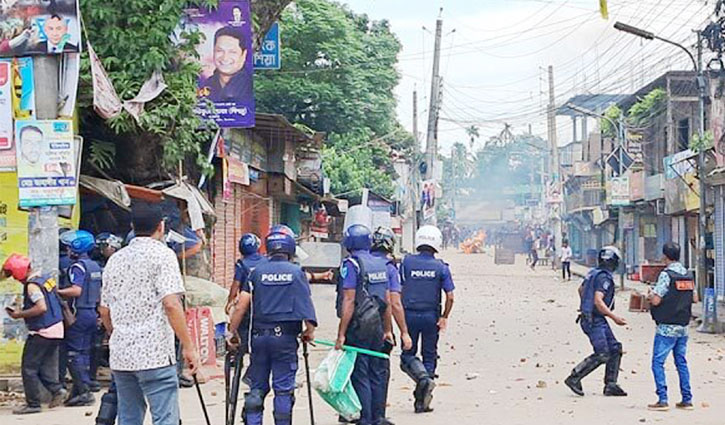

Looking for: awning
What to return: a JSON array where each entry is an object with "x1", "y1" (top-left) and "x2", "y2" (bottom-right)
[
  {"x1": 163, "y1": 181, "x2": 216, "y2": 231},
  {"x1": 79, "y1": 175, "x2": 131, "y2": 210}
]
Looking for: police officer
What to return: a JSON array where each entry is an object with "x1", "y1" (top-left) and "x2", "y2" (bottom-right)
[
  {"x1": 399, "y1": 225, "x2": 455, "y2": 414},
  {"x1": 564, "y1": 246, "x2": 628, "y2": 397},
  {"x1": 57, "y1": 230, "x2": 103, "y2": 406},
  {"x1": 58, "y1": 228, "x2": 73, "y2": 389},
  {"x1": 227, "y1": 233, "x2": 267, "y2": 314},
  {"x1": 228, "y1": 225, "x2": 317, "y2": 425},
  {"x1": 370, "y1": 226, "x2": 412, "y2": 425},
  {"x1": 94, "y1": 233, "x2": 123, "y2": 267},
  {"x1": 336, "y1": 224, "x2": 393, "y2": 425}
]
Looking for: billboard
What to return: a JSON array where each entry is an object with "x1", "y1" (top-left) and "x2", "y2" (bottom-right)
[
  {"x1": 15, "y1": 120, "x2": 77, "y2": 207},
  {"x1": 254, "y1": 22, "x2": 280, "y2": 70},
  {"x1": 0, "y1": 0, "x2": 81, "y2": 57},
  {"x1": 189, "y1": 1, "x2": 255, "y2": 128}
]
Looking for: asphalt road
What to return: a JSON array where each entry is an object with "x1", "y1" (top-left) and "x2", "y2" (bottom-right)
[{"x1": 3, "y1": 249, "x2": 725, "y2": 424}]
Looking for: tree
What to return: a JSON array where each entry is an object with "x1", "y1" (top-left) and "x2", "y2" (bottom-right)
[
  {"x1": 78, "y1": 0, "x2": 292, "y2": 184},
  {"x1": 465, "y1": 125, "x2": 480, "y2": 149}
]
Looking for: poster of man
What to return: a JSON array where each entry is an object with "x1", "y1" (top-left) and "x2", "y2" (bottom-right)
[
  {"x1": 189, "y1": 1, "x2": 255, "y2": 128},
  {"x1": 0, "y1": 0, "x2": 81, "y2": 57},
  {"x1": 14, "y1": 120, "x2": 76, "y2": 207}
]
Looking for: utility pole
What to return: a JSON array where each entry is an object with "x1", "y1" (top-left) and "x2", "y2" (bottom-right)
[
  {"x1": 425, "y1": 10, "x2": 443, "y2": 183},
  {"x1": 547, "y1": 65, "x2": 562, "y2": 269},
  {"x1": 413, "y1": 89, "x2": 419, "y2": 147},
  {"x1": 696, "y1": 30, "x2": 709, "y2": 303},
  {"x1": 29, "y1": 56, "x2": 60, "y2": 276}
]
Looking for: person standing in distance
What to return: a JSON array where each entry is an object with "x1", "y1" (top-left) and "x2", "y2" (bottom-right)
[
  {"x1": 564, "y1": 246, "x2": 628, "y2": 397},
  {"x1": 646, "y1": 242, "x2": 697, "y2": 411},
  {"x1": 228, "y1": 225, "x2": 317, "y2": 425},
  {"x1": 370, "y1": 226, "x2": 413, "y2": 425},
  {"x1": 399, "y1": 225, "x2": 455, "y2": 414},
  {"x1": 336, "y1": 224, "x2": 394, "y2": 425},
  {"x1": 57, "y1": 230, "x2": 102, "y2": 406},
  {"x1": 3, "y1": 254, "x2": 67, "y2": 414},
  {"x1": 561, "y1": 239, "x2": 573, "y2": 281},
  {"x1": 99, "y1": 202, "x2": 200, "y2": 425}
]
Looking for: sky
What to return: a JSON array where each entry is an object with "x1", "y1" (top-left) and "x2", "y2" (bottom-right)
[{"x1": 340, "y1": 0, "x2": 714, "y2": 154}]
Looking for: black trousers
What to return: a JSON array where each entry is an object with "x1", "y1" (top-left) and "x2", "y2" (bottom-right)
[
  {"x1": 22, "y1": 334, "x2": 63, "y2": 407},
  {"x1": 562, "y1": 261, "x2": 571, "y2": 279}
]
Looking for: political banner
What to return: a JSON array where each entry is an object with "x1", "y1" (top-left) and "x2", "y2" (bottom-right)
[
  {"x1": 0, "y1": 60, "x2": 13, "y2": 171},
  {"x1": 15, "y1": 120, "x2": 77, "y2": 207},
  {"x1": 0, "y1": 0, "x2": 81, "y2": 57},
  {"x1": 611, "y1": 176, "x2": 630, "y2": 206},
  {"x1": 189, "y1": 1, "x2": 255, "y2": 128}
]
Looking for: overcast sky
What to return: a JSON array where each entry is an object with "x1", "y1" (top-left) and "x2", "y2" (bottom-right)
[{"x1": 340, "y1": 0, "x2": 713, "y2": 154}]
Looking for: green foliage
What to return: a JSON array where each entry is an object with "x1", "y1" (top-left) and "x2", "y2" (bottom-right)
[
  {"x1": 88, "y1": 139, "x2": 116, "y2": 171},
  {"x1": 627, "y1": 88, "x2": 666, "y2": 127},
  {"x1": 322, "y1": 131, "x2": 394, "y2": 198},
  {"x1": 78, "y1": 0, "x2": 218, "y2": 181},
  {"x1": 601, "y1": 105, "x2": 622, "y2": 138},
  {"x1": 690, "y1": 130, "x2": 714, "y2": 153},
  {"x1": 471, "y1": 133, "x2": 546, "y2": 196}
]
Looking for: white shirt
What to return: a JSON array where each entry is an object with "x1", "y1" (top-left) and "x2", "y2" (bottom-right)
[
  {"x1": 561, "y1": 246, "x2": 573, "y2": 262},
  {"x1": 101, "y1": 237, "x2": 185, "y2": 371}
]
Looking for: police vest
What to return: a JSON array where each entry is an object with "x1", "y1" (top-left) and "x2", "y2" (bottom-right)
[
  {"x1": 23, "y1": 275, "x2": 63, "y2": 331},
  {"x1": 336, "y1": 252, "x2": 389, "y2": 317},
  {"x1": 401, "y1": 254, "x2": 445, "y2": 312},
  {"x1": 579, "y1": 268, "x2": 614, "y2": 318},
  {"x1": 650, "y1": 270, "x2": 694, "y2": 326},
  {"x1": 249, "y1": 260, "x2": 317, "y2": 326},
  {"x1": 236, "y1": 254, "x2": 267, "y2": 286},
  {"x1": 74, "y1": 258, "x2": 103, "y2": 309}
]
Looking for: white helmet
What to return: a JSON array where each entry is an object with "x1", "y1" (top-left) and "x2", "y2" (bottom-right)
[{"x1": 415, "y1": 225, "x2": 443, "y2": 252}]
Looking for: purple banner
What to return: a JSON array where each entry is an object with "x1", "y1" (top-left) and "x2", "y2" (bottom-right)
[{"x1": 190, "y1": 1, "x2": 255, "y2": 128}]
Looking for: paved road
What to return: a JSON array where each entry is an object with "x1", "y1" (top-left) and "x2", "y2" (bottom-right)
[{"x1": 4, "y1": 249, "x2": 725, "y2": 424}]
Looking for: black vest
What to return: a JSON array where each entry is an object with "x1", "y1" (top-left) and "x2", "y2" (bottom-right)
[{"x1": 650, "y1": 270, "x2": 694, "y2": 326}]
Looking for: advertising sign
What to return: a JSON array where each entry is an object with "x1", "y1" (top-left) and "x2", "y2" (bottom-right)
[
  {"x1": 227, "y1": 156, "x2": 250, "y2": 185},
  {"x1": 421, "y1": 180, "x2": 437, "y2": 220},
  {"x1": 15, "y1": 120, "x2": 77, "y2": 207},
  {"x1": 12, "y1": 57, "x2": 35, "y2": 120},
  {"x1": 253, "y1": 22, "x2": 281, "y2": 70},
  {"x1": 190, "y1": 1, "x2": 255, "y2": 128},
  {"x1": 0, "y1": 0, "x2": 81, "y2": 57},
  {"x1": 0, "y1": 60, "x2": 13, "y2": 170},
  {"x1": 611, "y1": 176, "x2": 630, "y2": 206}
]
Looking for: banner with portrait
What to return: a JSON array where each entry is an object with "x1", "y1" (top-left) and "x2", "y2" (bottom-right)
[
  {"x1": 189, "y1": 1, "x2": 255, "y2": 128},
  {"x1": 0, "y1": 0, "x2": 81, "y2": 57},
  {"x1": 15, "y1": 120, "x2": 77, "y2": 207}
]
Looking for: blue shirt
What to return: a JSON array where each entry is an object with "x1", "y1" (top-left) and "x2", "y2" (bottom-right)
[
  {"x1": 234, "y1": 253, "x2": 265, "y2": 283},
  {"x1": 653, "y1": 262, "x2": 689, "y2": 337},
  {"x1": 414, "y1": 251, "x2": 455, "y2": 293},
  {"x1": 371, "y1": 250, "x2": 401, "y2": 293},
  {"x1": 68, "y1": 260, "x2": 88, "y2": 287}
]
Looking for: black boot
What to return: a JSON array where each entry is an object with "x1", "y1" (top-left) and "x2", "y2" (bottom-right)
[
  {"x1": 564, "y1": 353, "x2": 608, "y2": 396},
  {"x1": 401, "y1": 358, "x2": 435, "y2": 413},
  {"x1": 603, "y1": 351, "x2": 627, "y2": 397}
]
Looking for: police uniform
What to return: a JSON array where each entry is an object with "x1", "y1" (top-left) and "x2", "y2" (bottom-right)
[
  {"x1": 339, "y1": 249, "x2": 391, "y2": 425},
  {"x1": 58, "y1": 251, "x2": 73, "y2": 386},
  {"x1": 234, "y1": 253, "x2": 268, "y2": 352},
  {"x1": 400, "y1": 251, "x2": 454, "y2": 377},
  {"x1": 65, "y1": 254, "x2": 103, "y2": 400},
  {"x1": 242, "y1": 258, "x2": 316, "y2": 425}
]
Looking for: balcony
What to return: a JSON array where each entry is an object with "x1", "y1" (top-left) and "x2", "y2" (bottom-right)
[{"x1": 566, "y1": 188, "x2": 605, "y2": 214}]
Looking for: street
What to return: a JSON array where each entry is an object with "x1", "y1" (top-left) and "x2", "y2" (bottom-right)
[{"x1": 3, "y1": 249, "x2": 725, "y2": 424}]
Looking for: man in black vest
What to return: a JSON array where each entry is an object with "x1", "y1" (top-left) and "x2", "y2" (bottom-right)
[{"x1": 646, "y1": 242, "x2": 698, "y2": 411}]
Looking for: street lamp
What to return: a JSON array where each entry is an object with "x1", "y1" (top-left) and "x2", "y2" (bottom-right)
[
  {"x1": 566, "y1": 102, "x2": 627, "y2": 288},
  {"x1": 615, "y1": 22, "x2": 709, "y2": 305}
]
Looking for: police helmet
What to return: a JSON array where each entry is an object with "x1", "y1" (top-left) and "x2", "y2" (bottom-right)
[
  {"x1": 66, "y1": 230, "x2": 96, "y2": 254},
  {"x1": 415, "y1": 225, "x2": 443, "y2": 252},
  {"x1": 2, "y1": 254, "x2": 31, "y2": 282},
  {"x1": 96, "y1": 233, "x2": 123, "y2": 251},
  {"x1": 343, "y1": 224, "x2": 372, "y2": 252},
  {"x1": 598, "y1": 245, "x2": 621, "y2": 273},
  {"x1": 372, "y1": 226, "x2": 396, "y2": 253},
  {"x1": 239, "y1": 233, "x2": 261, "y2": 255},
  {"x1": 265, "y1": 225, "x2": 296, "y2": 256}
]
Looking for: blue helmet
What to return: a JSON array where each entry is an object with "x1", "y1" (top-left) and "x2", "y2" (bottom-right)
[
  {"x1": 343, "y1": 224, "x2": 372, "y2": 252},
  {"x1": 239, "y1": 233, "x2": 261, "y2": 255},
  {"x1": 265, "y1": 225, "x2": 296, "y2": 256},
  {"x1": 65, "y1": 230, "x2": 96, "y2": 254}
]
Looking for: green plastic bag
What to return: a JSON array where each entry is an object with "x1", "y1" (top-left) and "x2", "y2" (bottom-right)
[{"x1": 313, "y1": 348, "x2": 361, "y2": 421}]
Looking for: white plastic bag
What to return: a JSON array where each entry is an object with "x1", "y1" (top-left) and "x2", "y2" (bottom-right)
[{"x1": 313, "y1": 348, "x2": 345, "y2": 392}]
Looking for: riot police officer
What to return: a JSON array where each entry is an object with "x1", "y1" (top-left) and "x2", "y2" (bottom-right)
[
  {"x1": 336, "y1": 224, "x2": 393, "y2": 425},
  {"x1": 227, "y1": 233, "x2": 267, "y2": 314},
  {"x1": 94, "y1": 233, "x2": 123, "y2": 267},
  {"x1": 400, "y1": 225, "x2": 455, "y2": 414},
  {"x1": 228, "y1": 225, "x2": 317, "y2": 425},
  {"x1": 57, "y1": 230, "x2": 103, "y2": 406},
  {"x1": 564, "y1": 246, "x2": 628, "y2": 397},
  {"x1": 370, "y1": 226, "x2": 412, "y2": 425}
]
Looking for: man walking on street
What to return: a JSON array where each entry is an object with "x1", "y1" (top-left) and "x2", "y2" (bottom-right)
[
  {"x1": 646, "y1": 242, "x2": 697, "y2": 411},
  {"x1": 561, "y1": 239, "x2": 572, "y2": 281},
  {"x1": 3, "y1": 254, "x2": 67, "y2": 414},
  {"x1": 100, "y1": 202, "x2": 200, "y2": 425}
]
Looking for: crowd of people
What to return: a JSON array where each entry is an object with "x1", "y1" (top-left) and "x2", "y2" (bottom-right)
[{"x1": 2, "y1": 202, "x2": 456, "y2": 425}]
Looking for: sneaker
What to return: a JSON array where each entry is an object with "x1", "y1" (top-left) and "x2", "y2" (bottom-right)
[
  {"x1": 178, "y1": 375, "x2": 194, "y2": 388},
  {"x1": 65, "y1": 392, "x2": 96, "y2": 407},
  {"x1": 13, "y1": 405, "x2": 42, "y2": 415},
  {"x1": 49, "y1": 388, "x2": 68, "y2": 408},
  {"x1": 338, "y1": 415, "x2": 359, "y2": 423},
  {"x1": 564, "y1": 376, "x2": 584, "y2": 396},
  {"x1": 647, "y1": 401, "x2": 670, "y2": 411},
  {"x1": 676, "y1": 402, "x2": 694, "y2": 410}
]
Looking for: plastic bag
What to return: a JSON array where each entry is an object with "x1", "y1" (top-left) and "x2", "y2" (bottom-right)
[{"x1": 313, "y1": 348, "x2": 361, "y2": 421}]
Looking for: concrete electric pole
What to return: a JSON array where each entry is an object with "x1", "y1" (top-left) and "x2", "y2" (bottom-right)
[
  {"x1": 425, "y1": 10, "x2": 443, "y2": 183},
  {"x1": 547, "y1": 65, "x2": 563, "y2": 269}
]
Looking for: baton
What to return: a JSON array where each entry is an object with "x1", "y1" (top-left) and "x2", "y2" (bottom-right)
[
  {"x1": 194, "y1": 375, "x2": 212, "y2": 425},
  {"x1": 303, "y1": 341, "x2": 316, "y2": 425},
  {"x1": 313, "y1": 339, "x2": 390, "y2": 359}
]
